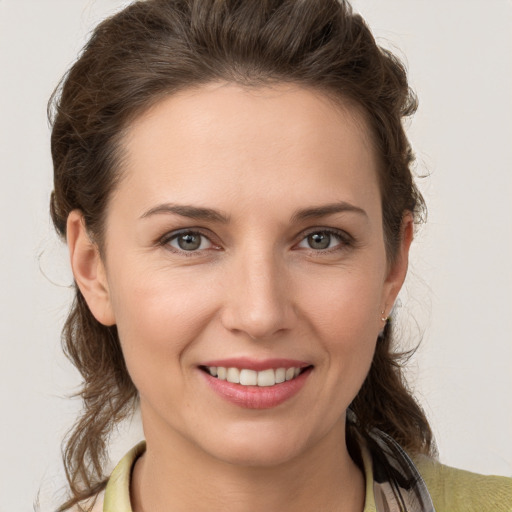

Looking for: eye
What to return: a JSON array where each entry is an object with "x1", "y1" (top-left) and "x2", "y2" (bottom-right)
[
  {"x1": 166, "y1": 231, "x2": 213, "y2": 252},
  {"x1": 297, "y1": 230, "x2": 346, "y2": 251}
]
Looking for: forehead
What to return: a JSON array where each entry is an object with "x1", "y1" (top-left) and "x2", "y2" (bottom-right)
[{"x1": 118, "y1": 83, "x2": 381, "y2": 218}]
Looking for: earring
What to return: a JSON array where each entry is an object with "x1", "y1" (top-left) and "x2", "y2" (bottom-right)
[{"x1": 380, "y1": 310, "x2": 388, "y2": 322}]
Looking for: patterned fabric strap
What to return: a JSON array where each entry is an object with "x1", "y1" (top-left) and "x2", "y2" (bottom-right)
[{"x1": 368, "y1": 428, "x2": 436, "y2": 512}]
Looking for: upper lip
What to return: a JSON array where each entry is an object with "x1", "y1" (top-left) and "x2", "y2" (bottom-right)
[{"x1": 199, "y1": 357, "x2": 311, "y2": 371}]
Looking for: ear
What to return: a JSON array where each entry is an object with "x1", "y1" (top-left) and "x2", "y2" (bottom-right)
[
  {"x1": 381, "y1": 213, "x2": 414, "y2": 316},
  {"x1": 66, "y1": 210, "x2": 116, "y2": 326}
]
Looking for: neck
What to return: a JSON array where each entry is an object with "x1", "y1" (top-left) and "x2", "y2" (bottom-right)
[{"x1": 131, "y1": 410, "x2": 365, "y2": 512}]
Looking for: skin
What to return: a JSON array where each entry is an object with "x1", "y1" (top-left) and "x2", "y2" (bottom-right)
[{"x1": 67, "y1": 83, "x2": 413, "y2": 512}]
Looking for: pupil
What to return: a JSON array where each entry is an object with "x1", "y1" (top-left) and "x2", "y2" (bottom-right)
[
  {"x1": 309, "y1": 232, "x2": 330, "y2": 249},
  {"x1": 178, "y1": 234, "x2": 201, "y2": 251}
]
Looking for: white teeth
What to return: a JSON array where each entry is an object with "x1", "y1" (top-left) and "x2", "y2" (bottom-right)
[
  {"x1": 275, "y1": 368, "x2": 286, "y2": 383},
  {"x1": 257, "y1": 369, "x2": 275, "y2": 387},
  {"x1": 208, "y1": 366, "x2": 304, "y2": 386},
  {"x1": 239, "y1": 369, "x2": 257, "y2": 386},
  {"x1": 226, "y1": 367, "x2": 240, "y2": 384}
]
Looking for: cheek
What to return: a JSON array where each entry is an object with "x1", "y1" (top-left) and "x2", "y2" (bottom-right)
[
  {"x1": 107, "y1": 263, "x2": 219, "y2": 386},
  {"x1": 291, "y1": 269, "x2": 383, "y2": 433},
  {"x1": 300, "y1": 267, "x2": 385, "y2": 341},
  {"x1": 299, "y1": 266, "x2": 384, "y2": 388}
]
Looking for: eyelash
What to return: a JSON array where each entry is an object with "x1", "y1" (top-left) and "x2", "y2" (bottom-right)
[
  {"x1": 298, "y1": 228, "x2": 354, "y2": 254},
  {"x1": 158, "y1": 227, "x2": 353, "y2": 256},
  {"x1": 159, "y1": 229, "x2": 218, "y2": 257}
]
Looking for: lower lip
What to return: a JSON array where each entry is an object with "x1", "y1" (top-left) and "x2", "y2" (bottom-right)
[{"x1": 201, "y1": 368, "x2": 312, "y2": 409}]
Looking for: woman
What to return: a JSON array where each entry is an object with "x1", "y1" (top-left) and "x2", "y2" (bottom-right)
[{"x1": 49, "y1": 0, "x2": 511, "y2": 510}]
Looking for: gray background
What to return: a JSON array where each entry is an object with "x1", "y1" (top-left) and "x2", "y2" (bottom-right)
[{"x1": 1, "y1": 1, "x2": 511, "y2": 510}]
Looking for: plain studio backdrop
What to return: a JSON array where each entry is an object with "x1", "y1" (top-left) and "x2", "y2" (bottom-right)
[{"x1": 1, "y1": 1, "x2": 511, "y2": 510}]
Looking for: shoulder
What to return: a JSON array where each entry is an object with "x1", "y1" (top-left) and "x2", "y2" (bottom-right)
[
  {"x1": 413, "y1": 454, "x2": 512, "y2": 512},
  {"x1": 102, "y1": 441, "x2": 146, "y2": 511},
  {"x1": 72, "y1": 442, "x2": 145, "y2": 512}
]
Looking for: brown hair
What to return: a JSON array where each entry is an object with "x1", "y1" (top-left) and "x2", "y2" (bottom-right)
[{"x1": 49, "y1": 0, "x2": 433, "y2": 509}]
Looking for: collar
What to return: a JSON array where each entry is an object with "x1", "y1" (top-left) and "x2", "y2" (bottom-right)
[{"x1": 103, "y1": 430, "x2": 435, "y2": 512}]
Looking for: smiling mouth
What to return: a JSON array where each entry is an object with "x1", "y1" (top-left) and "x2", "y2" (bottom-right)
[{"x1": 199, "y1": 366, "x2": 312, "y2": 387}]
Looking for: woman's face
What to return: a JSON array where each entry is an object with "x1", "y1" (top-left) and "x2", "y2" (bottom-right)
[{"x1": 71, "y1": 83, "x2": 411, "y2": 466}]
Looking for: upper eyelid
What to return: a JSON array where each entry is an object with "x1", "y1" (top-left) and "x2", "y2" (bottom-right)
[
  {"x1": 296, "y1": 226, "x2": 352, "y2": 242},
  {"x1": 160, "y1": 227, "x2": 216, "y2": 243},
  {"x1": 300, "y1": 227, "x2": 346, "y2": 236}
]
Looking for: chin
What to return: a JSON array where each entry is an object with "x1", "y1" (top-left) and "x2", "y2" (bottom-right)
[
  {"x1": 211, "y1": 438, "x2": 305, "y2": 468},
  {"x1": 194, "y1": 420, "x2": 327, "y2": 468}
]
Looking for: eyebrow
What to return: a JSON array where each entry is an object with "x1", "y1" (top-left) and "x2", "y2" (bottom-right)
[
  {"x1": 290, "y1": 202, "x2": 368, "y2": 223},
  {"x1": 139, "y1": 201, "x2": 367, "y2": 224},
  {"x1": 139, "y1": 203, "x2": 230, "y2": 223}
]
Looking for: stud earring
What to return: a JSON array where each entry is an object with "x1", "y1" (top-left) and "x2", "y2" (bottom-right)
[{"x1": 380, "y1": 310, "x2": 388, "y2": 322}]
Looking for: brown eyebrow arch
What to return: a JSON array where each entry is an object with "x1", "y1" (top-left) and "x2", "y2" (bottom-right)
[
  {"x1": 139, "y1": 203, "x2": 230, "y2": 223},
  {"x1": 290, "y1": 202, "x2": 368, "y2": 223},
  {"x1": 140, "y1": 201, "x2": 365, "y2": 224}
]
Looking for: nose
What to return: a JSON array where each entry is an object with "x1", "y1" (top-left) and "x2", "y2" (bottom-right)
[{"x1": 220, "y1": 248, "x2": 296, "y2": 340}]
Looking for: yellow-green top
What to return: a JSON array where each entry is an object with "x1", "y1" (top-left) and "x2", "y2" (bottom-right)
[{"x1": 82, "y1": 441, "x2": 512, "y2": 512}]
